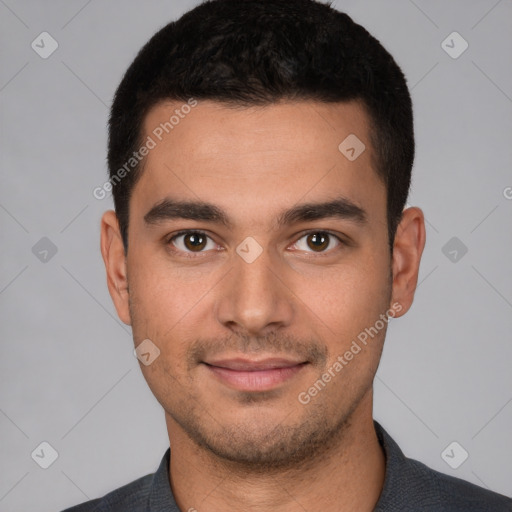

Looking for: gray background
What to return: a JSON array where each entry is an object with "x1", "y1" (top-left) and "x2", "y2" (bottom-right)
[{"x1": 1, "y1": 0, "x2": 511, "y2": 510}]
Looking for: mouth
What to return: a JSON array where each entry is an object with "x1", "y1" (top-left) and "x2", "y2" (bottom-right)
[{"x1": 202, "y1": 357, "x2": 309, "y2": 392}]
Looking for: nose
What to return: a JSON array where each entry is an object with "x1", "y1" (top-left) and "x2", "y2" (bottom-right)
[{"x1": 214, "y1": 242, "x2": 295, "y2": 337}]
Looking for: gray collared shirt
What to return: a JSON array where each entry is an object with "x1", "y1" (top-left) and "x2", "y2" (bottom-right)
[{"x1": 61, "y1": 420, "x2": 512, "y2": 511}]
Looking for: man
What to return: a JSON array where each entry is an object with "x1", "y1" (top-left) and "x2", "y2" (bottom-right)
[{"x1": 63, "y1": 0, "x2": 512, "y2": 510}]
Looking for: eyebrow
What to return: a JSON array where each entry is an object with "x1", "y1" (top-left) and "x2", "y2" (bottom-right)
[{"x1": 143, "y1": 196, "x2": 367, "y2": 229}]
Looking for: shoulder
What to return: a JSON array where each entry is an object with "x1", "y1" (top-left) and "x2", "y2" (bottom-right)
[
  {"x1": 374, "y1": 421, "x2": 512, "y2": 512},
  {"x1": 60, "y1": 473, "x2": 153, "y2": 512},
  {"x1": 403, "y1": 456, "x2": 512, "y2": 511}
]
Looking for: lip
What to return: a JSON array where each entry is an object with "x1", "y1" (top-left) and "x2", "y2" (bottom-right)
[
  {"x1": 206, "y1": 357, "x2": 305, "y2": 371},
  {"x1": 203, "y1": 357, "x2": 308, "y2": 392}
]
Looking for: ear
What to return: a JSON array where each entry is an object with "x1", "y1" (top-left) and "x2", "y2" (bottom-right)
[
  {"x1": 390, "y1": 207, "x2": 426, "y2": 317},
  {"x1": 100, "y1": 210, "x2": 131, "y2": 325}
]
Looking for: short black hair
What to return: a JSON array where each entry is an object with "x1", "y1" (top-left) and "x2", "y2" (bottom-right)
[{"x1": 108, "y1": 0, "x2": 414, "y2": 252}]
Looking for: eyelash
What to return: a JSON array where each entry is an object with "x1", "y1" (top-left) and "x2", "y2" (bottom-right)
[{"x1": 166, "y1": 230, "x2": 346, "y2": 259}]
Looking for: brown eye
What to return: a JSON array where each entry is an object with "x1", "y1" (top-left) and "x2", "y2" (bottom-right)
[
  {"x1": 169, "y1": 231, "x2": 215, "y2": 254},
  {"x1": 306, "y1": 232, "x2": 330, "y2": 252},
  {"x1": 183, "y1": 232, "x2": 207, "y2": 251},
  {"x1": 291, "y1": 231, "x2": 341, "y2": 254}
]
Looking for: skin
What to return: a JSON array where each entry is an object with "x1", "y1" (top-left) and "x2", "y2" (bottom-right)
[{"x1": 101, "y1": 99, "x2": 425, "y2": 512}]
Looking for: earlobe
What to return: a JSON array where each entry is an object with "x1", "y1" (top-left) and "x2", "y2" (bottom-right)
[
  {"x1": 100, "y1": 210, "x2": 132, "y2": 325},
  {"x1": 390, "y1": 207, "x2": 426, "y2": 318}
]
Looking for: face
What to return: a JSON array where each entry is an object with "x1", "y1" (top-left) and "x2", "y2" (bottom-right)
[{"x1": 102, "y1": 99, "x2": 424, "y2": 470}]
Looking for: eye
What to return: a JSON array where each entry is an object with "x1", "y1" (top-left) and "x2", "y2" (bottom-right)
[
  {"x1": 167, "y1": 230, "x2": 218, "y2": 255},
  {"x1": 290, "y1": 231, "x2": 342, "y2": 254}
]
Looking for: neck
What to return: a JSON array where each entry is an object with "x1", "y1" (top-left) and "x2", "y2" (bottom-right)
[{"x1": 165, "y1": 391, "x2": 386, "y2": 512}]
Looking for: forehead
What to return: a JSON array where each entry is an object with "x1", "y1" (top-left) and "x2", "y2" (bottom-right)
[
  {"x1": 143, "y1": 98, "x2": 373, "y2": 157},
  {"x1": 132, "y1": 99, "x2": 385, "y2": 230}
]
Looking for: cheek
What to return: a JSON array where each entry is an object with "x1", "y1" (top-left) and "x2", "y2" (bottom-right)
[
  {"x1": 302, "y1": 261, "x2": 390, "y2": 406},
  {"x1": 128, "y1": 248, "x2": 213, "y2": 330},
  {"x1": 137, "y1": 353, "x2": 194, "y2": 418},
  {"x1": 128, "y1": 260, "x2": 198, "y2": 398},
  {"x1": 293, "y1": 254, "x2": 391, "y2": 344}
]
